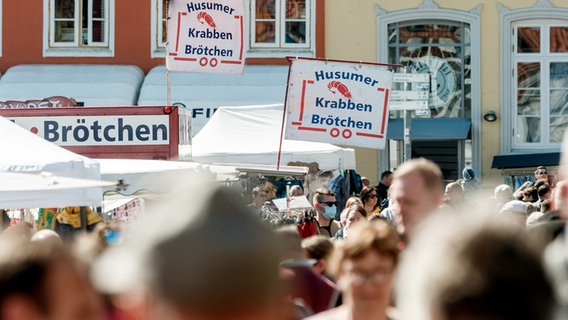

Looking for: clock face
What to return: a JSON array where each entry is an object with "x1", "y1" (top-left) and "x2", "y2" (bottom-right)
[{"x1": 410, "y1": 56, "x2": 457, "y2": 107}]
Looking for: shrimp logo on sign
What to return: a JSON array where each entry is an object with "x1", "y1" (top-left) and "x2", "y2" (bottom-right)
[
  {"x1": 197, "y1": 11, "x2": 216, "y2": 28},
  {"x1": 327, "y1": 81, "x2": 352, "y2": 99}
]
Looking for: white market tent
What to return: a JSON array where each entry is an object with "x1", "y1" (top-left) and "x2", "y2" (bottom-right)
[
  {"x1": 98, "y1": 158, "x2": 240, "y2": 195},
  {"x1": 137, "y1": 65, "x2": 289, "y2": 135},
  {"x1": 0, "y1": 172, "x2": 115, "y2": 209},
  {"x1": 0, "y1": 116, "x2": 104, "y2": 208},
  {"x1": 0, "y1": 64, "x2": 144, "y2": 106},
  {"x1": 192, "y1": 104, "x2": 356, "y2": 170}
]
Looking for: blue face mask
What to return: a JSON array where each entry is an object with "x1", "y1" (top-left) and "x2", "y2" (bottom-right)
[{"x1": 322, "y1": 205, "x2": 336, "y2": 220}]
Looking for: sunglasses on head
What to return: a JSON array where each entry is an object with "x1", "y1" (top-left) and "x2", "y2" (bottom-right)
[{"x1": 319, "y1": 201, "x2": 336, "y2": 207}]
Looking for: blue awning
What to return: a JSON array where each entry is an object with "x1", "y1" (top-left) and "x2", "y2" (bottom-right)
[
  {"x1": 386, "y1": 118, "x2": 471, "y2": 140},
  {"x1": 491, "y1": 152, "x2": 560, "y2": 169}
]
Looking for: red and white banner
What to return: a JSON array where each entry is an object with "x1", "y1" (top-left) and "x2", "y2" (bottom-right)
[
  {"x1": 166, "y1": 0, "x2": 245, "y2": 74},
  {"x1": 284, "y1": 58, "x2": 394, "y2": 149}
]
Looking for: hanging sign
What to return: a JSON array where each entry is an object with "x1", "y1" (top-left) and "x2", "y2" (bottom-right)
[
  {"x1": 166, "y1": 0, "x2": 245, "y2": 74},
  {"x1": 284, "y1": 58, "x2": 394, "y2": 149}
]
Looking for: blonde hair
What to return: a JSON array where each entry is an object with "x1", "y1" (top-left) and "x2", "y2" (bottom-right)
[
  {"x1": 393, "y1": 158, "x2": 443, "y2": 194},
  {"x1": 345, "y1": 196, "x2": 362, "y2": 207}
]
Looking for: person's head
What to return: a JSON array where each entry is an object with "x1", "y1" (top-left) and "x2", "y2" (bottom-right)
[
  {"x1": 344, "y1": 204, "x2": 368, "y2": 232},
  {"x1": 251, "y1": 186, "x2": 268, "y2": 208},
  {"x1": 499, "y1": 200, "x2": 531, "y2": 226},
  {"x1": 263, "y1": 182, "x2": 277, "y2": 200},
  {"x1": 513, "y1": 181, "x2": 533, "y2": 200},
  {"x1": 534, "y1": 165, "x2": 548, "y2": 180},
  {"x1": 288, "y1": 185, "x2": 303, "y2": 197},
  {"x1": 1, "y1": 210, "x2": 9, "y2": 231},
  {"x1": 533, "y1": 178, "x2": 549, "y2": 190},
  {"x1": 444, "y1": 181, "x2": 464, "y2": 206},
  {"x1": 312, "y1": 188, "x2": 337, "y2": 221},
  {"x1": 389, "y1": 158, "x2": 443, "y2": 234},
  {"x1": 30, "y1": 229, "x2": 63, "y2": 247},
  {"x1": 1, "y1": 221, "x2": 34, "y2": 242},
  {"x1": 396, "y1": 212, "x2": 553, "y2": 320},
  {"x1": 359, "y1": 186, "x2": 378, "y2": 210},
  {"x1": 275, "y1": 224, "x2": 306, "y2": 262},
  {"x1": 0, "y1": 235, "x2": 104, "y2": 320},
  {"x1": 340, "y1": 197, "x2": 364, "y2": 227},
  {"x1": 522, "y1": 186, "x2": 538, "y2": 203},
  {"x1": 361, "y1": 177, "x2": 371, "y2": 188},
  {"x1": 301, "y1": 235, "x2": 334, "y2": 275},
  {"x1": 92, "y1": 183, "x2": 285, "y2": 320},
  {"x1": 345, "y1": 196, "x2": 363, "y2": 208},
  {"x1": 329, "y1": 220, "x2": 399, "y2": 308},
  {"x1": 494, "y1": 184, "x2": 513, "y2": 204},
  {"x1": 537, "y1": 183, "x2": 551, "y2": 201},
  {"x1": 380, "y1": 171, "x2": 393, "y2": 186}
]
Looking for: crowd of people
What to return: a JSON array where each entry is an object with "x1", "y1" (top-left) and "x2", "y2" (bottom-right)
[{"x1": 2, "y1": 141, "x2": 568, "y2": 319}]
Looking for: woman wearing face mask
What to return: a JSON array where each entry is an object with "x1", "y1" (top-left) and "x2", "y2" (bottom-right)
[{"x1": 313, "y1": 188, "x2": 341, "y2": 238}]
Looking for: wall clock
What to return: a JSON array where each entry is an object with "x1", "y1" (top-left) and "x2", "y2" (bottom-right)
[{"x1": 410, "y1": 55, "x2": 457, "y2": 107}]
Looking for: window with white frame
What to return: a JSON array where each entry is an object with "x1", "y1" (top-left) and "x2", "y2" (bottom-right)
[
  {"x1": 512, "y1": 21, "x2": 568, "y2": 147},
  {"x1": 150, "y1": 0, "x2": 167, "y2": 58},
  {"x1": 248, "y1": 0, "x2": 315, "y2": 57},
  {"x1": 44, "y1": 0, "x2": 113, "y2": 56},
  {"x1": 500, "y1": 2, "x2": 568, "y2": 153}
]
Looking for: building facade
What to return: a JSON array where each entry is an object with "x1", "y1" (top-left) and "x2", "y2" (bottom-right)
[{"x1": 328, "y1": 0, "x2": 568, "y2": 188}]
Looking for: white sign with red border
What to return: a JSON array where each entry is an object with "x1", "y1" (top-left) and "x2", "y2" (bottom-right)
[
  {"x1": 167, "y1": 0, "x2": 245, "y2": 74},
  {"x1": 284, "y1": 58, "x2": 394, "y2": 149}
]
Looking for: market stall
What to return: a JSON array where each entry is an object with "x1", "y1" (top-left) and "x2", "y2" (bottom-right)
[
  {"x1": 0, "y1": 172, "x2": 114, "y2": 209},
  {"x1": 191, "y1": 104, "x2": 357, "y2": 171},
  {"x1": 0, "y1": 115, "x2": 104, "y2": 207}
]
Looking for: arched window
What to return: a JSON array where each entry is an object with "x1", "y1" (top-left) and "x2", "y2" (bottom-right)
[{"x1": 376, "y1": 0, "x2": 481, "y2": 180}]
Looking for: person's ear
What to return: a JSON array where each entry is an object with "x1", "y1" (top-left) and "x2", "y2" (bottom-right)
[{"x1": 312, "y1": 259, "x2": 326, "y2": 275}]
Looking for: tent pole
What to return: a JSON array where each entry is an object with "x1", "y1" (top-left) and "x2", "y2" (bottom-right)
[
  {"x1": 166, "y1": 68, "x2": 172, "y2": 107},
  {"x1": 278, "y1": 58, "x2": 295, "y2": 170},
  {"x1": 80, "y1": 207, "x2": 87, "y2": 231}
]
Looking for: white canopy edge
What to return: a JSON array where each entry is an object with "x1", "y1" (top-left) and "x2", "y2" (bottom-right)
[
  {"x1": 0, "y1": 172, "x2": 114, "y2": 209},
  {"x1": 0, "y1": 64, "x2": 144, "y2": 106},
  {"x1": 137, "y1": 65, "x2": 289, "y2": 135},
  {"x1": 192, "y1": 104, "x2": 357, "y2": 170}
]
